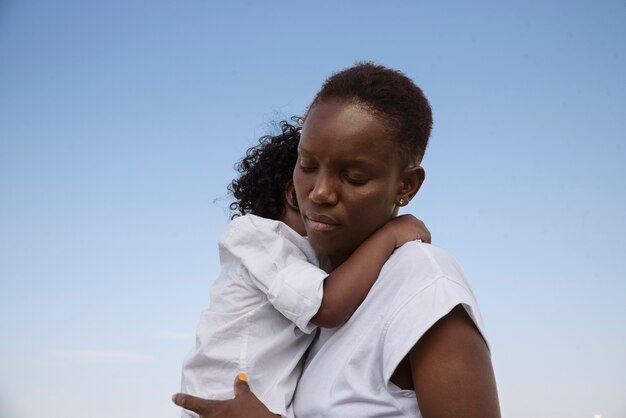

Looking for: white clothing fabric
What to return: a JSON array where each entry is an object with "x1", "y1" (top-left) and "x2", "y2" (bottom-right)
[
  {"x1": 289, "y1": 242, "x2": 488, "y2": 418},
  {"x1": 181, "y1": 214, "x2": 328, "y2": 418}
]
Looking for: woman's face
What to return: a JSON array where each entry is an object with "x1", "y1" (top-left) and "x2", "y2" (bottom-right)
[{"x1": 294, "y1": 99, "x2": 419, "y2": 267}]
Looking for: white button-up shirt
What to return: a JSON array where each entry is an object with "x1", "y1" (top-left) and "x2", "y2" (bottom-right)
[
  {"x1": 181, "y1": 215, "x2": 327, "y2": 417},
  {"x1": 289, "y1": 242, "x2": 488, "y2": 418}
]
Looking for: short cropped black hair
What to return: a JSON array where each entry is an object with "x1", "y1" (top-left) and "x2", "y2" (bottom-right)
[
  {"x1": 228, "y1": 120, "x2": 300, "y2": 220},
  {"x1": 308, "y1": 62, "x2": 432, "y2": 165}
]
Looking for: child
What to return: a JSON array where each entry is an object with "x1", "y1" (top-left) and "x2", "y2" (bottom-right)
[{"x1": 180, "y1": 120, "x2": 430, "y2": 417}]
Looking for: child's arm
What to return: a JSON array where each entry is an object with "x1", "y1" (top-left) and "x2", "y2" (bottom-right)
[{"x1": 310, "y1": 214, "x2": 430, "y2": 328}]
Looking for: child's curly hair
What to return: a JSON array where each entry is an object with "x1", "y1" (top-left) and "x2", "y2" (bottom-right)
[{"x1": 228, "y1": 119, "x2": 301, "y2": 220}]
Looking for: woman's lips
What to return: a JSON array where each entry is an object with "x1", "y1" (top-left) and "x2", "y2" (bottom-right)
[{"x1": 304, "y1": 213, "x2": 340, "y2": 232}]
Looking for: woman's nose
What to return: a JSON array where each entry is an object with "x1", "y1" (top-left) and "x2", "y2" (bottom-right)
[{"x1": 309, "y1": 172, "x2": 338, "y2": 205}]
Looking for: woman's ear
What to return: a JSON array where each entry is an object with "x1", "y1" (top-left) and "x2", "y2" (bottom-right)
[{"x1": 396, "y1": 165, "x2": 425, "y2": 205}]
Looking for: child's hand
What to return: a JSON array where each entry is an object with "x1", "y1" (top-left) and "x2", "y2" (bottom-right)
[{"x1": 384, "y1": 214, "x2": 431, "y2": 248}]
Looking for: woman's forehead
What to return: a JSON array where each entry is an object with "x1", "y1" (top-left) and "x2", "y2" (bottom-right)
[
  {"x1": 301, "y1": 100, "x2": 397, "y2": 154},
  {"x1": 304, "y1": 99, "x2": 387, "y2": 131},
  {"x1": 298, "y1": 141, "x2": 390, "y2": 167}
]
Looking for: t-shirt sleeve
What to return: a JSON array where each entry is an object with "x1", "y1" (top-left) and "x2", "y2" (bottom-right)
[
  {"x1": 220, "y1": 216, "x2": 327, "y2": 333},
  {"x1": 380, "y1": 274, "x2": 489, "y2": 382}
]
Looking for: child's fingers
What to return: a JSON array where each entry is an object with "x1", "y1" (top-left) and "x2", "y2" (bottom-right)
[{"x1": 420, "y1": 230, "x2": 432, "y2": 243}]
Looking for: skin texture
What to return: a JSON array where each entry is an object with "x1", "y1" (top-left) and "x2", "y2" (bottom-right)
[
  {"x1": 172, "y1": 376, "x2": 279, "y2": 418},
  {"x1": 292, "y1": 98, "x2": 427, "y2": 328},
  {"x1": 173, "y1": 100, "x2": 501, "y2": 418},
  {"x1": 281, "y1": 181, "x2": 307, "y2": 236},
  {"x1": 294, "y1": 99, "x2": 424, "y2": 268},
  {"x1": 283, "y1": 179, "x2": 432, "y2": 328},
  {"x1": 310, "y1": 213, "x2": 430, "y2": 328},
  {"x1": 409, "y1": 305, "x2": 501, "y2": 417}
]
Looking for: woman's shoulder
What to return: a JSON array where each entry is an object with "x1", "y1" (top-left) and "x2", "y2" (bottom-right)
[
  {"x1": 384, "y1": 242, "x2": 469, "y2": 287},
  {"x1": 373, "y1": 242, "x2": 478, "y2": 313},
  {"x1": 378, "y1": 243, "x2": 488, "y2": 378}
]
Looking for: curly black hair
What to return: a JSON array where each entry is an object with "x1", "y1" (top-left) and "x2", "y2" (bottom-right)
[{"x1": 228, "y1": 120, "x2": 301, "y2": 220}]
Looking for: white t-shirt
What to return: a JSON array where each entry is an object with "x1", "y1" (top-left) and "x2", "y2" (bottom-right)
[
  {"x1": 181, "y1": 214, "x2": 328, "y2": 418},
  {"x1": 289, "y1": 242, "x2": 488, "y2": 418}
]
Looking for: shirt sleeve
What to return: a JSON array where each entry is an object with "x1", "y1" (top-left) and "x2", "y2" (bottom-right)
[
  {"x1": 220, "y1": 215, "x2": 327, "y2": 333},
  {"x1": 380, "y1": 274, "x2": 489, "y2": 382}
]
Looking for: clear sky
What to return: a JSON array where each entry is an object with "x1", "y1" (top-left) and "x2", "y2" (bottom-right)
[{"x1": 1, "y1": 1, "x2": 625, "y2": 417}]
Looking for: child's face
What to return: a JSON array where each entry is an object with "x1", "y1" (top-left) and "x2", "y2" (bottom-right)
[
  {"x1": 287, "y1": 213, "x2": 306, "y2": 236},
  {"x1": 293, "y1": 99, "x2": 409, "y2": 267},
  {"x1": 280, "y1": 181, "x2": 307, "y2": 236}
]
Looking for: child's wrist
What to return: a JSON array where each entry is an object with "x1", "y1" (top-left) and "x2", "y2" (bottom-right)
[{"x1": 377, "y1": 224, "x2": 399, "y2": 249}]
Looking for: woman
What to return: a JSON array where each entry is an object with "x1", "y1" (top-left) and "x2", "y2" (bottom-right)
[{"x1": 174, "y1": 63, "x2": 501, "y2": 417}]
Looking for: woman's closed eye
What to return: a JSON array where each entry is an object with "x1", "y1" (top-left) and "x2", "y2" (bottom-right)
[{"x1": 343, "y1": 171, "x2": 370, "y2": 185}]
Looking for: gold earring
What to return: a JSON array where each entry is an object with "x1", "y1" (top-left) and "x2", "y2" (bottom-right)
[{"x1": 398, "y1": 198, "x2": 406, "y2": 206}]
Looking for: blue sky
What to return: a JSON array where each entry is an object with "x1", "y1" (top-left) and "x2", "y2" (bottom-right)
[{"x1": 1, "y1": 1, "x2": 625, "y2": 417}]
